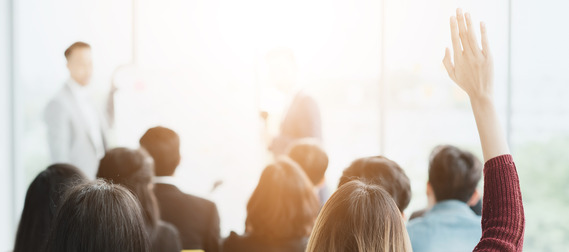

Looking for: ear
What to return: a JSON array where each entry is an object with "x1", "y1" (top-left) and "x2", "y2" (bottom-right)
[
  {"x1": 467, "y1": 189, "x2": 481, "y2": 206},
  {"x1": 173, "y1": 155, "x2": 181, "y2": 175},
  {"x1": 426, "y1": 182, "x2": 436, "y2": 206}
]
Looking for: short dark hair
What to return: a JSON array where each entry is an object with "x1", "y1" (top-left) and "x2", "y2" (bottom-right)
[
  {"x1": 339, "y1": 156, "x2": 411, "y2": 212},
  {"x1": 428, "y1": 145, "x2": 482, "y2": 203},
  {"x1": 287, "y1": 138, "x2": 328, "y2": 185},
  {"x1": 14, "y1": 164, "x2": 86, "y2": 252},
  {"x1": 139, "y1": 127, "x2": 181, "y2": 176},
  {"x1": 97, "y1": 148, "x2": 160, "y2": 230},
  {"x1": 45, "y1": 180, "x2": 150, "y2": 252},
  {"x1": 246, "y1": 157, "x2": 320, "y2": 241},
  {"x1": 64, "y1": 41, "x2": 91, "y2": 59}
]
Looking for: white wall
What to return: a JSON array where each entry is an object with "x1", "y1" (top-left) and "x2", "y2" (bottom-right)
[{"x1": 0, "y1": 0, "x2": 14, "y2": 250}]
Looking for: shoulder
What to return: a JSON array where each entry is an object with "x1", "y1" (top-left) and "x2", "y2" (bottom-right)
[
  {"x1": 153, "y1": 221, "x2": 182, "y2": 251},
  {"x1": 45, "y1": 87, "x2": 73, "y2": 114},
  {"x1": 155, "y1": 184, "x2": 218, "y2": 211},
  {"x1": 406, "y1": 216, "x2": 430, "y2": 234},
  {"x1": 222, "y1": 232, "x2": 250, "y2": 250},
  {"x1": 295, "y1": 92, "x2": 318, "y2": 106},
  {"x1": 181, "y1": 190, "x2": 218, "y2": 210},
  {"x1": 156, "y1": 220, "x2": 180, "y2": 237}
]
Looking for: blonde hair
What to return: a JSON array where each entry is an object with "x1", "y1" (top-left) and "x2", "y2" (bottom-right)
[
  {"x1": 306, "y1": 180, "x2": 412, "y2": 252},
  {"x1": 245, "y1": 157, "x2": 320, "y2": 241}
]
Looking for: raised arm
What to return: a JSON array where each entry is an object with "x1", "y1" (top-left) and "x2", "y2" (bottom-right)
[
  {"x1": 443, "y1": 9, "x2": 524, "y2": 251},
  {"x1": 443, "y1": 9, "x2": 508, "y2": 162}
]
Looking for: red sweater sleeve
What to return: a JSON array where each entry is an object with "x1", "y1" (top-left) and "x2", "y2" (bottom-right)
[{"x1": 474, "y1": 155, "x2": 525, "y2": 252}]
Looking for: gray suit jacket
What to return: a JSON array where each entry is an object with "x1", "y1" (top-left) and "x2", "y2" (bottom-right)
[{"x1": 44, "y1": 83, "x2": 113, "y2": 178}]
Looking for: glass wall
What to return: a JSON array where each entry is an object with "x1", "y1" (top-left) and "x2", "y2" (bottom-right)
[
  {"x1": 133, "y1": 0, "x2": 382, "y2": 235},
  {"x1": 11, "y1": 0, "x2": 133, "y2": 243},
  {"x1": 511, "y1": 0, "x2": 569, "y2": 250},
  {"x1": 382, "y1": 0, "x2": 510, "y2": 220},
  {"x1": 6, "y1": 0, "x2": 569, "y2": 250},
  {"x1": 0, "y1": 0, "x2": 14, "y2": 249}
]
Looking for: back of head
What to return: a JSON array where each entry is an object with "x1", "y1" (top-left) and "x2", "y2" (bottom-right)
[
  {"x1": 287, "y1": 138, "x2": 329, "y2": 186},
  {"x1": 139, "y1": 126, "x2": 181, "y2": 176},
  {"x1": 306, "y1": 180, "x2": 411, "y2": 252},
  {"x1": 246, "y1": 157, "x2": 320, "y2": 241},
  {"x1": 428, "y1": 145, "x2": 482, "y2": 203},
  {"x1": 14, "y1": 164, "x2": 86, "y2": 252},
  {"x1": 45, "y1": 180, "x2": 150, "y2": 252},
  {"x1": 339, "y1": 156, "x2": 411, "y2": 212},
  {"x1": 97, "y1": 147, "x2": 159, "y2": 228}
]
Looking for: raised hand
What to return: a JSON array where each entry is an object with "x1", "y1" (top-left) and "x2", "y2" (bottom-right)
[
  {"x1": 443, "y1": 9, "x2": 494, "y2": 101},
  {"x1": 443, "y1": 9, "x2": 509, "y2": 162}
]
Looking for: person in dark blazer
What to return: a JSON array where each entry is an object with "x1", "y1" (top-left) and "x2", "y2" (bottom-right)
[
  {"x1": 222, "y1": 158, "x2": 320, "y2": 252},
  {"x1": 265, "y1": 47, "x2": 322, "y2": 155},
  {"x1": 140, "y1": 127, "x2": 221, "y2": 252}
]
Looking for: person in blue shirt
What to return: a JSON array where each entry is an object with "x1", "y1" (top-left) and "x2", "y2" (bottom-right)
[{"x1": 407, "y1": 145, "x2": 483, "y2": 252}]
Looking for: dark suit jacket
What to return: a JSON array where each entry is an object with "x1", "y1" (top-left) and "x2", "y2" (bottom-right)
[
  {"x1": 270, "y1": 91, "x2": 322, "y2": 155},
  {"x1": 154, "y1": 183, "x2": 221, "y2": 252},
  {"x1": 222, "y1": 232, "x2": 308, "y2": 252}
]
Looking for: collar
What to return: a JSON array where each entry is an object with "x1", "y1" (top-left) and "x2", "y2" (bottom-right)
[
  {"x1": 153, "y1": 176, "x2": 177, "y2": 186},
  {"x1": 67, "y1": 78, "x2": 89, "y2": 98},
  {"x1": 429, "y1": 200, "x2": 476, "y2": 216}
]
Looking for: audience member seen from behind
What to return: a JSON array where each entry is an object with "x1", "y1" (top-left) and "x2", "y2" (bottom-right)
[
  {"x1": 442, "y1": 9, "x2": 524, "y2": 250},
  {"x1": 223, "y1": 157, "x2": 320, "y2": 252},
  {"x1": 306, "y1": 180, "x2": 412, "y2": 252},
  {"x1": 13, "y1": 164, "x2": 87, "y2": 252},
  {"x1": 287, "y1": 138, "x2": 331, "y2": 206},
  {"x1": 140, "y1": 126, "x2": 221, "y2": 251},
  {"x1": 406, "y1": 145, "x2": 483, "y2": 252},
  {"x1": 45, "y1": 180, "x2": 150, "y2": 252},
  {"x1": 97, "y1": 147, "x2": 182, "y2": 252},
  {"x1": 339, "y1": 156, "x2": 412, "y2": 214}
]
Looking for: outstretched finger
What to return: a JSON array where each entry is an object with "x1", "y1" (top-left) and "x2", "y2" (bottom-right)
[
  {"x1": 443, "y1": 48, "x2": 456, "y2": 81},
  {"x1": 465, "y1": 12, "x2": 482, "y2": 57},
  {"x1": 450, "y1": 16, "x2": 461, "y2": 57},
  {"x1": 456, "y1": 9, "x2": 472, "y2": 55},
  {"x1": 480, "y1": 22, "x2": 491, "y2": 57}
]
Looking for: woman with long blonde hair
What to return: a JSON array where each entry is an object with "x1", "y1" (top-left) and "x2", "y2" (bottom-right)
[{"x1": 306, "y1": 180, "x2": 412, "y2": 252}]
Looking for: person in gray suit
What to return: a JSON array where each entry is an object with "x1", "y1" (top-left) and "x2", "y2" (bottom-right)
[{"x1": 44, "y1": 42, "x2": 115, "y2": 178}]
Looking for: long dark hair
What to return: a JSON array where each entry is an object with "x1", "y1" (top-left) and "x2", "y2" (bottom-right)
[
  {"x1": 97, "y1": 147, "x2": 160, "y2": 230},
  {"x1": 45, "y1": 180, "x2": 150, "y2": 252},
  {"x1": 13, "y1": 164, "x2": 86, "y2": 252}
]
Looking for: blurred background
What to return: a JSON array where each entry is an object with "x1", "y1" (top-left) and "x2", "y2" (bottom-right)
[{"x1": 1, "y1": 0, "x2": 568, "y2": 251}]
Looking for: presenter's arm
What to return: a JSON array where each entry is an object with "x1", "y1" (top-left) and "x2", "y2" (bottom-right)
[
  {"x1": 105, "y1": 84, "x2": 116, "y2": 128},
  {"x1": 44, "y1": 101, "x2": 71, "y2": 163},
  {"x1": 104, "y1": 69, "x2": 120, "y2": 129}
]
